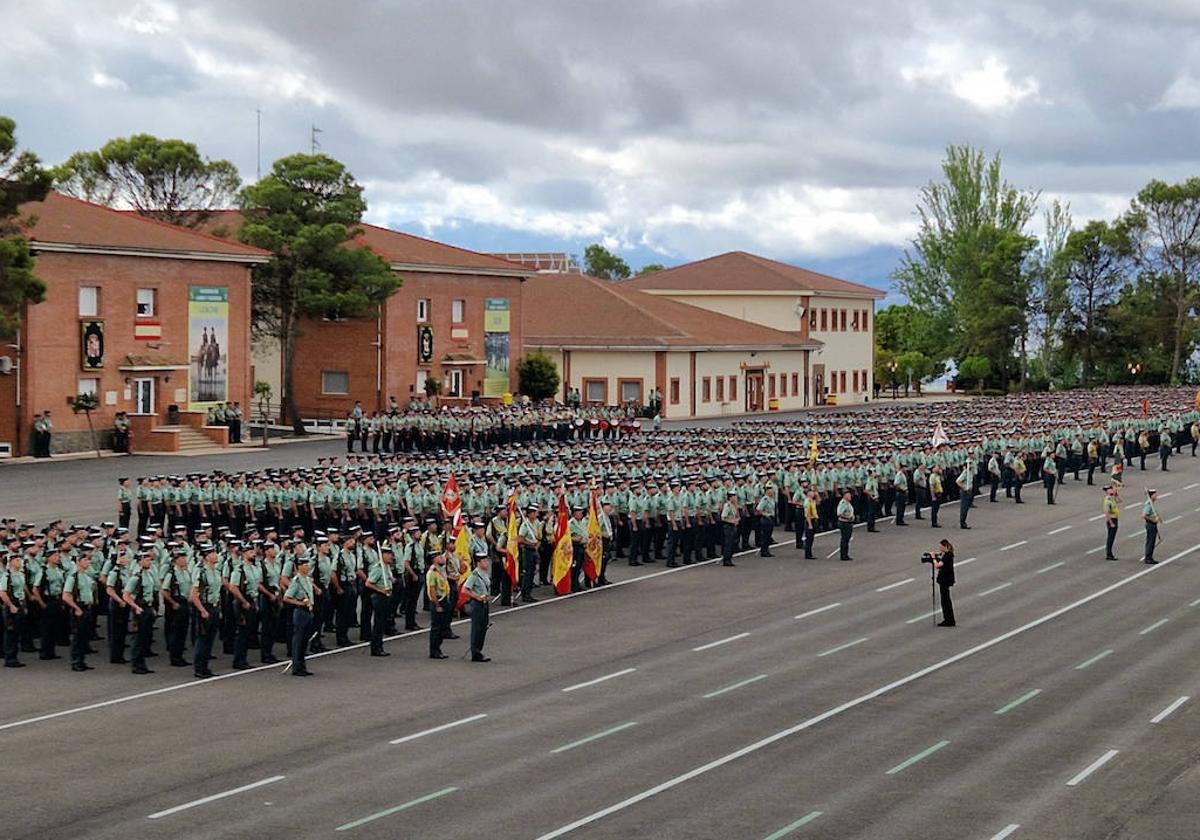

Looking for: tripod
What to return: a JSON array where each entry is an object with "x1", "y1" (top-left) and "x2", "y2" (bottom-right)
[{"x1": 929, "y1": 561, "x2": 938, "y2": 627}]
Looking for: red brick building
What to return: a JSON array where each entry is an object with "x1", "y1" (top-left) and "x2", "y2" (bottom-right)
[
  {"x1": 0, "y1": 193, "x2": 268, "y2": 456},
  {"x1": 205, "y1": 214, "x2": 530, "y2": 417}
]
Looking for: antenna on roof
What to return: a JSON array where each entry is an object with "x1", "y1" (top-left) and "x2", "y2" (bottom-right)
[{"x1": 311, "y1": 124, "x2": 322, "y2": 155}]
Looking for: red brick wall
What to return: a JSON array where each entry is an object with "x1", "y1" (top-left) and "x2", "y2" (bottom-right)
[
  {"x1": 14, "y1": 252, "x2": 252, "y2": 454},
  {"x1": 291, "y1": 270, "x2": 525, "y2": 416}
]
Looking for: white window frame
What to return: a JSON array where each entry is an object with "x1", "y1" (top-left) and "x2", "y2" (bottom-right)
[
  {"x1": 136, "y1": 287, "x2": 156, "y2": 317},
  {"x1": 451, "y1": 299, "x2": 465, "y2": 323},
  {"x1": 417, "y1": 299, "x2": 430, "y2": 323},
  {"x1": 133, "y1": 378, "x2": 155, "y2": 415},
  {"x1": 446, "y1": 369, "x2": 464, "y2": 398},
  {"x1": 77, "y1": 377, "x2": 99, "y2": 396},
  {"x1": 585, "y1": 379, "x2": 606, "y2": 404},
  {"x1": 321, "y1": 370, "x2": 350, "y2": 395},
  {"x1": 79, "y1": 286, "x2": 99, "y2": 317},
  {"x1": 415, "y1": 369, "x2": 429, "y2": 393}
]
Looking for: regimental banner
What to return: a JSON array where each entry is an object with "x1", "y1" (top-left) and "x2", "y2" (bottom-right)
[
  {"x1": 188, "y1": 286, "x2": 229, "y2": 411},
  {"x1": 418, "y1": 325, "x2": 434, "y2": 364},
  {"x1": 81, "y1": 320, "x2": 105, "y2": 370},
  {"x1": 483, "y1": 298, "x2": 511, "y2": 397}
]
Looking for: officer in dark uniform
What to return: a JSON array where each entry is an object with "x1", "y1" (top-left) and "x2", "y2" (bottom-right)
[{"x1": 933, "y1": 539, "x2": 956, "y2": 627}]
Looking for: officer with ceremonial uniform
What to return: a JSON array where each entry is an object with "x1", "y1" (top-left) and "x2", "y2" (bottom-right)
[
  {"x1": 365, "y1": 546, "x2": 394, "y2": 656},
  {"x1": 720, "y1": 491, "x2": 739, "y2": 566},
  {"x1": 282, "y1": 555, "x2": 316, "y2": 675},
  {"x1": 756, "y1": 485, "x2": 776, "y2": 556},
  {"x1": 1102, "y1": 485, "x2": 1120, "y2": 561},
  {"x1": 0, "y1": 552, "x2": 29, "y2": 667},
  {"x1": 122, "y1": 551, "x2": 159, "y2": 674},
  {"x1": 463, "y1": 551, "x2": 492, "y2": 662},
  {"x1": 189, "y1": 546, "x2": 222, "y2": 678},
  {"x1": 836, "y1": 491, "x2": 855, "y2": 561},
  {"x1": 160, "y1": 552, "x2": 192, "y2": 667},
  {"x1": 62, "y1": 547, "x2": 98, "y2": 671},
  {"x1": 426, "y1": 550, "x2": 451, "y2": 659},
  {"x1": 1143, "y1": 489, "x2": 1161, "y2": 565}
]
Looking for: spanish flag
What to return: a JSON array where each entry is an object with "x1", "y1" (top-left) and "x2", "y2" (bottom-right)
[
  {"x1": 504, "y1": 494, "x2": 520, "y2": 588},
  {"x1": 808, "y1": 434, "x2": 818, "y2": 465},
  {"x1": 551, "y1": 495, "x2": 573, "y2": 596},
  {"x1": 454, "y1": 523, "x2": 471, "y2": 569},
  {"x1": 583, "y1": 491, "x2": 603, "y2": 582}
]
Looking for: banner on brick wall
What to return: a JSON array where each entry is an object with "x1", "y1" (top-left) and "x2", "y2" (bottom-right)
[
  {"x1": 188, "y1": 286, "x2": 229, "y2": 410},
  {"x1": 483, "y1": 298, "x2": 510, "y2": 397}
]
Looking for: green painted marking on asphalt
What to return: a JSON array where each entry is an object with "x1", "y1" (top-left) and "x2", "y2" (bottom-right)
[
  {"x1": 551, "y1": 721, "x2": 639, "y2": 754},
  {"x1": 703, "y1": 674, "x2": 768, "y2": 699},
  {"x1": 1075, "y1": 649, "x2": 1114, "y2": 670},
  {"x1": 817, "y1": 637, "x2": 870, "y2": 657},
  {"x1": 994, "y1": 688, "x2": 1042, "y2": 715},
  {"x1": 1139, "y1": 618, "x2": 1169, "y2": 635},
  {"x1": 335, "y1": 787, "x2": 458, "y2": 831},
  {"x1": 886, "y1": 740, "x2": 951, "y2": 775},
  {"x1": 761, "y1": 811, "x2": 823, "y2": 839}
]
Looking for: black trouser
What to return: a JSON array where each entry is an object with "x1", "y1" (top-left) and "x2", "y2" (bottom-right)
[
  {"x1": 804, "y1": 521, "x2": 816, "y2": 557},
  {"x1": 913, "y1": 487, "x2": 925, "y2": 518},
  {"x1": 429, "y1": 599, "x2": 450, "y2": 656},
  {"x1": 958, "y1": 494, "x2": 970, "y2": 527},
  {"x1": 666, "y1": 522, "x2": 681, "y2": 565},
  {"x1": 70, "y1": 607, "x2": 94, "y2": 666},
  {"x1": 334, "y1": 581, "x2": 355, "y2": 645},
  {"x1": 165, "y1": 603, "x2": 189, "y2": 663},
  {"x1": 131, "y1": 606, "x2": 156, "y2": 670},
  {"x1": 930, "y1": 495, "x2": 941, "y2": 527},
  {"x1": 259, "y1": 594, "x2": 278, "y2": 661},
  {"x1": 403, "y1": 576, "x2": 421, "y2": 629},
  {"x1": 1044, "y1": 475, "x2": 1055, "y2": 504},
  {"x1": 866, "y1": 497, "x2": 877, "y2": 531},
  {"x1": 1145, "y1": 523, "x2": 1158, "y2": 562},
  {"x1": 519, "y1": 546, "x2": 536, "y2": 598},
  {"x1": 721, "y1": 523, "x2": 736, "y2": 564},
  {"x1": 989, "y1": 476, "x2": 999, "y2": 502},
  {"x1": 3, "y1": 606, "x2": 26, "y2": 665},
  {"x1": 939, "y1": 584, "x2": 955, "y2": 625},
  {"x1": 233, "y1": 602, "x2": 257, "y2": 667},
  {"x1": 108, "y1": 601, "x2": 128, "y2": 662},
  {"x1": 192, "y1": 605, "x2": 219, "y2": 675},
  {"x1": 370, "y1": 592, "x2": 389, "y2": 654},
  {"x1": 291, "y1": 608, "x2": 313, "y2": 672},
  {"x1": 757, "y1": 517, "x2": 774, "y2": 555},
  {"x1": 571, "y1": 543, "x2": 585, "y2": 591},
  {"x1": 839, "y1": 521, "x2": 853, "y2": 559},
  {"x1": 894, "y1": 490, "x2": 907, "y2": 525},
  {"x1": 468, "y1": 599, "x2": 489, "y2": 658},
  {"x1": 39, "y1": 596, "x2": 63, "y2": 658},
  {"x1": 1105, "y1": 522, "x2": 1118, "y2": 558}
]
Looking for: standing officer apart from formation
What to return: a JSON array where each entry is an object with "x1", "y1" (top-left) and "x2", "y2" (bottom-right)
[
  {"x1": 933, "y1": 539, "x2": 956, "y2": 627},
  {"x1": 1143, "y1": 489, "x2": 1160, "y2": 565}
]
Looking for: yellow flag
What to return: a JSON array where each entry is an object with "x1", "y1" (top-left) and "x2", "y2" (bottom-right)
[
  {"x1": 454, "y1": 525, "x2": 471, "y2": 569},
  {"x1": 809, "y1": 434, "x2": 818, "y2": 465}
]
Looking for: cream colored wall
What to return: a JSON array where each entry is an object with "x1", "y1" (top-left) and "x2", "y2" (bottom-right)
[
  {"x1": 559, "y1": 350, "x2": 656, "y2": 404},
  {"x1": 693, "y1": 349, "x2": 811, "y2": 416},
  {"x1": 807, "y1": 295, "x2": 874, "y2": 404},
  {"x1": 659, "y1": 293, "x2": 803, "y2": 333},
  {"x1": 665, "y1": 351, "x2": 692, "y2": 418}
]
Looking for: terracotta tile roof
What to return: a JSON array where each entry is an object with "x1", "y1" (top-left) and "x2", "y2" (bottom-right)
[
  {"x1": 523, "y1": 274, "x2": 821, "y2": 350},
  {"x1": 622, "y1": 250, "x2": 885, "y2": 298},
  {"x1": 201, "y1": 211, "x2": 527, "y2": 274},
  {"x1": 20, "y1": 193, "x2": 269, "y2": 260}
]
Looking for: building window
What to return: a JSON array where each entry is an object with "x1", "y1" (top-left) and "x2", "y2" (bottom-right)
[
  {"x1": 809, "y1": 309, "x2": 817, "y2": 330},
  {"x1": 136, "y1": 288, "x2": 156, "y2": 317},
  {"x1": 79, "y1": 286, "x2": 99, "y2": 317},
  {"x1": 862, "y1": 369, "x2": 869, "y2": 392},
  {"x1": 702, "y1": 377, "x2": 711, "y2": 402},
  {"x1": 851, "y1": 310, "x2": 859, "y2": 331},
  {"x1": 840, "y1": 371, "x2": 847, "y2": 392},
  {"x1": 853, "y1": 370, "x2": 860, "y2": 392},
  {"x1": 779, "y1": 375, "x2": 787, "y2": 398},
  {"x1": 77, "y1": 377, "x2": 98, "y2": 396},
  {"x1": 451, "y1": 299, "x2": 464, "y2": 323},
  {"x1": 840, "y1": 309, "x2": 847, "y2": 331},
  {"x1": 791, "y1": 372, "x2": 799, "y2": 394},
  {"x1": 584, "y1": 378, "x2": 607, "y2": 404},
  {"x1": 716, "y1": 377, "x2": 725, "y2": 401},
  {"x1": 769, "y1": 375, "x2": 776, "y2": 398},
  {"x1": 618, "y1": 378, "x2": 643, "y2": 404},
  {"x1": 862, "y1": 309, "x2": 870, "y2": 331},
  {"x1": 415, "y1": 369, "x2": 429, "y2": 393},
  {"x1": 669, "y1": 378, "x2": 680, "y2": 404},
  {"x1": 321, "y1": 370, "x2": 349, "y2": 395},
  {"x1": 417, "y1": 299, "x2": 430, "y2": 323},
  {"x1": 728, "y1": 376, "x2": 737, "y2": 401},
  {"x1": 446, "y1": 369, "x2": 463, "y2": 397}
]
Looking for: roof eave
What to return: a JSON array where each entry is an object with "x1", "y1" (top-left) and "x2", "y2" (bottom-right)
[
  {"x1": 30, "y1": 240, "x2": 270, "y2": 264},
  {"x1": 388, "y1": 261, "x2": 530, "y2": 279}
]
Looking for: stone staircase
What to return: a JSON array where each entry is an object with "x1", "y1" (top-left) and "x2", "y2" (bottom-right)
[{"x1": 155, "y1": 425, "x2": 221, "y2": 453}]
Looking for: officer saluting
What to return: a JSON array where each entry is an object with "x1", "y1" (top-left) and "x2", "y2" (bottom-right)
[{"x1": 463, "y1": 550, "x2": 492, "y2": 662}]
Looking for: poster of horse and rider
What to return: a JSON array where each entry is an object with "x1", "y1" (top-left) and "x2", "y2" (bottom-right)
[{"x1": 188, "y1": 286, "x2": 229, "y2": 411}]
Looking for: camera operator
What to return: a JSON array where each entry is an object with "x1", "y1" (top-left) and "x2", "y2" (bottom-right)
[{"x1": 929, "y1": 539, "x2": 956, "y2": 627}]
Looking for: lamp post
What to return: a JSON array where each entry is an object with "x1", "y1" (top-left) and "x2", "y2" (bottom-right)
[
  {"x1": 1127, "y1": 362, "x2": 1142, "y2": 383},
  {"x1": 888, "y1": 360, "x2": 899, "y2": 399}
]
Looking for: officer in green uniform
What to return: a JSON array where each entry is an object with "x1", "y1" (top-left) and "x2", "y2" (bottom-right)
[
  {"x1": 189, "y1": 546, "x2": 223, "y2": 678},
  {"x1": 365, "y1": 546, "x2": 394, "y2": 656},
  {"x1": 1, "y1": 553, "x2": 29, "y2": 667},
  {"x1": 756, "y1": 486, "x2": 776, "y2": 557},
  {"x1": 30, "y1": 548, "x2": 65, "y2": 660},
  {"x1": 283, "y1": 555, "x2": 317, "y2": 675},
  {"x1": 62, "y1": 547, "x2": 98, "y2": 671},
  {"x1": 1142, "y1": 489, "x2": 1160, "y2": 564},
  {"x1": 122, "y1": 551, "x2": 159, "y2": 674},
  {"x1": 228, "y1": 548, "x2": 262, "y2": 670},
  {"x1": 463, "y1": 551, "x2": 492, "y2": 662},
  {"x1": 836, "y1": 491, "x2": 855, "y2": 561},
  {"x1": 160, "y1": 552, "x2": 193, "y2": 667}
]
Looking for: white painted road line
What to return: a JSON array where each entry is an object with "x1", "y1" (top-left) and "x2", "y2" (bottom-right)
[
  {"x1": 1184, "y1": 482, "x2": 1199, "y2": 490},
  {"x1": 795, "y1": 603, "x2": 840, "y2": 620},
  {"x1": 562, "y1": 668, "x2": 637, "y2": 693},
  {"x1": 1085, "y1": 545, "x2": 1105, "y2": 555},
  {"x1": 977, "y1": 582, "x2": 1013, "y2": 597},
  {"x1": 817, "y1": 637, "x2": 870, "y2": 658},
  {"x1": 1066, "y1": 749, "x2": 1119, "y2": 787},
  {"x1": 1165, "y1": 515, "x2": 1182, "y2": 524},
  {"x1": 876, "y1": 578, "x2": 915, "y2": 592},
  {"x1": 905, "y1": 610, "x2": 940, "y2": 624},
  {"x1": 1159, "y1": 491, "x2": 1173, "y2": 498},
  {"x1": 958, "y1": 556, "x2": 978, "y2": 566},
  {"x1": 1000, "y1": 540, "x2": 1028, "y2": 552},
  {"x1": 1036, "y1": 561, "x2": 1066, "y2": 574},
  {"x1": 1088, "y1": 514, "x2": 1105, "y2": 522},
  {"x1": 990, "y1": 824, "x2": 1021, "y2": 840},
  {"x1": 532, "y1": 542, "x2": 1200, "y2": 840},
  {"x1": 390, "y1": 714, "x2": 488, "y2": 745},
  {"x1": 692, "y1": 633, "x2": 750, "y2": 652},
  {"x1": 1048, "y1": 525, "x2": 1072, "y2": 535},
  {"x1": 147, "y1": 775, "x2": 285, "y2": 819},
  {"x1": 1150, "y1": 696, "x2": 1189, "y2": 724}
]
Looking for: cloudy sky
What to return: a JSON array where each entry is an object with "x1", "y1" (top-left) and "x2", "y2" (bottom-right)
[{"x1": 4, "y1": 0, "x2": 1200, "y2": 292}]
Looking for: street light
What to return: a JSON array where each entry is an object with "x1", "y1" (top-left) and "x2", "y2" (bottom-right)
[
  {"x1": 1128, "y1": 362, "x2": 1142, "y2": 382},
  {"x1": 888, "y1": 360, "x2": 899, "y2": 399}
]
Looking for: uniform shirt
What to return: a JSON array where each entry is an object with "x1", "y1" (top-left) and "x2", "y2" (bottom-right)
[
  {"x1": 0, "y1": 567, "x2": 27, "y2": 604},
  {"x1": 1102, "y1": 497, "x2": 1120, "y2": 521},
  {"x1": 65, "y1": 569, "x2": 96, "y2": 606},
  {"x1": 367, "y1": 560, "x2": 393, "y2": 593},
  {"x1": 426, "y1": 565, "x2": 450, "y2": 603},
  {"x1": 123, "y1": 567, "x2": 159, "y2": 607},
  {"x1": 230, "y1": 561, "x2": 263, "y2": 600},
  {"x1": 285, "y1": 574, "x2": 314, "y2": 606},
  {"x1": 32, "y1": 563, "x2": 64, "y2": 597},
  {"x1": 836, "y1": 499, "x2": 854, "y2": 522},
  {"x1": 1142, "y1": 500, "x2": 1159, "y2": 522},
  {"x1": 194, "y1": 564, "x2": 223, "y2": 607},
  {"x1": 756, "y1": 494, "x2": 775, "y2": 517},
  {"x1": 463, "y1": 568, "x2": 490, "y2": 600},
  {"x1": 162, "y1": 564, "x2": 193, "y2": 600}
]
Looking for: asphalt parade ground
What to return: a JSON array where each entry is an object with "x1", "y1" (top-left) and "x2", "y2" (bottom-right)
[{"x1": 3, "y1": 458, "x2": 1200, "y2": 839}]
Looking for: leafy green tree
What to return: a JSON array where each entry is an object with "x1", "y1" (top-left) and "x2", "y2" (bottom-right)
[
  {"x1": 874, "y1": 348, "x2": 898, "y2": 397},
  {"x1": 53, "y1": 134, "x2": 240, "y2": 228},
  {"x1": 895, "y1": 350, "x2": 933, "y2": 394},
  {"x1": 1094, "y1": 273, "x2": 1200, "y2": 385},
  {"x1": 637, "y1": 263, "x2": 666, "y2": 275},
  {"x1": 70, "y1": 391, "x2": 101, "y2": 458},
  {"x1": 584, "y1": 243, "x2": 631, "y2": 281},
  {"x1": 0, "y1": 116, "x2": 52, "y2": 337},
  {"x1": 894, "y1": 145, "x2": 1038, "y2": 390},
  {"x1": 957, "y1": 355, "x2": 992, "y2": 394},
  {"x1": 1026, "y1": 200, "x2": 1072, "y2": 386},
  {"x1": 516, "y1": 352, "x2": 560, "y2": 401},
  {"x1": 1125, "y1": 178, "x2": 1200, "y2": 384},
  {"x1": 238, "y1": 154, "x2": 399, "y2": 432},
  {"x1": 1057, "y1": 219, "x2": 1135, "y2": 385},
  {"x1": 874, "y1": 304, "x2": 949, "y2": 377}
]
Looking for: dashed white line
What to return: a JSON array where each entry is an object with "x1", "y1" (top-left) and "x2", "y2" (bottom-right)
[
  {"x1": 875, "y1": 578, "x2": 915, "y2": 592},
  {"x1": 562, "y1": 668, "x2": 637, "y2": 693},
  {"x1": 1183, "y1": 482, "x2": 1199, "y2": 490},
  {"x1": 1159, "y1": 491, "x2": 1174, "y2": 498},
  {"x1": 817, "y1": 637, "x2": 869, "y2": 658},
  {"x1": 990, "y1": 825, "x2": 1021, "y2": 840},
  {"x1": 147, "y1": 775, "x2": 285, "y2": 819},
  {"x1": 1000, "y1": 540, "x2": 1028, "y2": 552},
  {"x1": 795, "y1": 603, "x2": 841, "y2": 620},
  {"x1": 1151, "y1": 696, "x2": 1189, "y2": 724},
  {"x1": 390, "y1": 714, "x2": 487, "y2": 745},
  {"x1": 977, "y1": 582, "x2": 1013, "y2": 597},
  {"x1": 958, "y1": 556, "x2": 978, "y2": 566},
  {"x1": 1036, "y1": 561, "x2": 1066, "y2": 574},
  {"x1": 1066, "y1": 749, "x2": 1119, "y2": 787},
  {"x1": 1048, "y1": 525, "x2": 1073, "y2": 535},
  {"x1": 692, "y1": 633, "x2": 750, "y2": 652},
  {"x1": 1085, "y1": 546, "x2": 1105, "y2": 555},
  {"x1": 1165, "y1": 515, "x2": 1182, "y2": 524},
  {"x1": 1088, "y1": 514, "x2": 1105, "y2": 522}
]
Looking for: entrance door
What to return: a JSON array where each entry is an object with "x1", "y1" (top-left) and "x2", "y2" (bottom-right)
[
  {"x1": 811, "y1": 364, "x2": 825, "y2": 406},
  {"x1": 745, "y1": 371, "x2": 764, "y2": 412},
  {"x1": 133, "y1": 378, "x2": 155, "y2": 416}
]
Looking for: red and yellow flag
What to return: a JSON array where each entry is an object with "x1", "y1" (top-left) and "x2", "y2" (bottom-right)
[
  {"x1": 504, "y1": 493, "x2": 520, "y2": 587},
  {"x1": 550, "y1": 494, "x2": 572, "y2": 595},
  {"x1": 583, "y1": 491, "x2": 603, "y2": 582}
]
